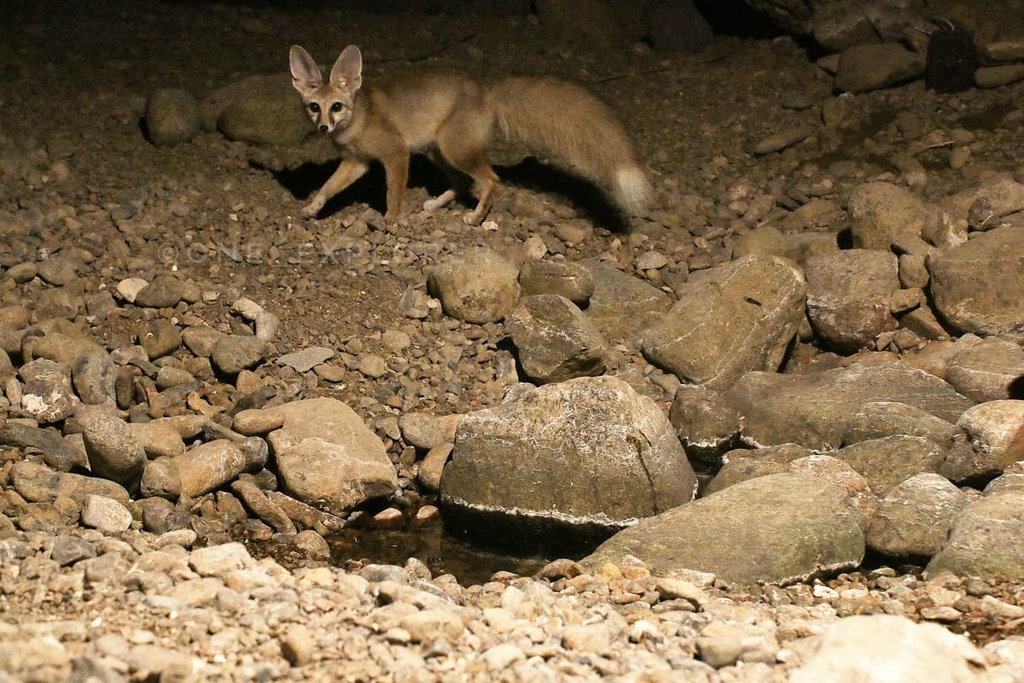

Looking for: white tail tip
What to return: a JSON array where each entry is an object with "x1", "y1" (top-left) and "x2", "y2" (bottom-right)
[{"x1": 614, "y1": 167, "x2": 652, "y2": 216}]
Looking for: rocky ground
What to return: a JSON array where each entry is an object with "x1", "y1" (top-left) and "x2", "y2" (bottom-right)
[{"x1": 5, "y1": 0, "x2": 1024, "y2": 681}]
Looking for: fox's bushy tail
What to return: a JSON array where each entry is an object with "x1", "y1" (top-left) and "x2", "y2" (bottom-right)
[{"x1": 487, "y1": 76, "x2": 651, "y2": 216}]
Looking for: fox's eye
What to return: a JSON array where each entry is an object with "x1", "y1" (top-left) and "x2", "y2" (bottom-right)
[
  {"x1": 330, "y1": 102, "x2": 343, "y2": 113},
  {"x1": 308, "y1": 103, "x2": 320, "y2": 113}
]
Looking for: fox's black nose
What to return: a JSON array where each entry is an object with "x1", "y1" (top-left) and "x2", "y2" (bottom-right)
[{"x1": 318, "y1": 125, "x2": 328, "y2": 133}]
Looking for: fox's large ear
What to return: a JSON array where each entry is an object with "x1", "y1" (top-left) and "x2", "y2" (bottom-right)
[
  {"x1": 329, "y1": 45, "x2": 363, "y2": 91},
  {"x1": 289, "y1": 45, "x2": 323, "y2": 95}
]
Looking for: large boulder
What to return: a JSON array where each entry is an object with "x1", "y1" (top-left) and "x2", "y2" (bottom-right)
[
  {"x1": 584, "y1": 472, "x2": 864, "y2": 586},
  {"x1": 930, "y1": 226, "x2": 1024, "y2": 336},
  {"x1": 641, "y1": 255, "x2": 806, "y2": 389},
  {"x1": 926, "y1": 490, "x2": 1024, "y2": 581},
  {"x1": 202, "y1": 73, "x2": 311, "y2": 147},
  {"x1": 440, "y1": 376, "x2": 696, "y2": 546},
  {"x1": 721, "y1": 361, "x2": 973, "y2": 450}
]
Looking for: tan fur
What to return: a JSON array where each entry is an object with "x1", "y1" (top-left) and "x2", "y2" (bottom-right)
[{"x1": 289, "y1": 45, "x2": 650, "y2": 225}]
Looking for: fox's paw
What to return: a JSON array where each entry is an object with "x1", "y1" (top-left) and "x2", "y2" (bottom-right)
[
  {"x1": 423, "y1": 189, "x2": 457, "y2": 212},
  {"x1": 462, "y1": 210, "x2": 485, "y2": 226},
  {"x1": 301, "y1": 198, "x2": 325, "y2": 218}
]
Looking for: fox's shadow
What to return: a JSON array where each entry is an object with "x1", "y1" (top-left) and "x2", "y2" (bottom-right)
[{"x1": 263, "y1": 154, "x2": 628, "y2": 230}]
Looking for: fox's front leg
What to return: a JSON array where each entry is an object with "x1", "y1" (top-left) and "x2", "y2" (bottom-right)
[
  {"x1": 302, "y1": 158, "x2": 369, "y2": 217},
  {"x1": 380, "y1": 151, "x2": 410, "y2": 221}
]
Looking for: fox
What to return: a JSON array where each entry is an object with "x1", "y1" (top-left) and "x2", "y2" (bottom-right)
[{"x1": 288, "y1": 44, "x2": 651, "y2": 226}]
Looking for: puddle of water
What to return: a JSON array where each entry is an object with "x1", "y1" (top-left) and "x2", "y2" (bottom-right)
[{"x1": 327, "y1": 522, "x2": 554, "y2": 586}]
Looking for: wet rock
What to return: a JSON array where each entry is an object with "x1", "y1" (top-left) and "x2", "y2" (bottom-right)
[
  {"x1": 804, "y1": 249, "x2": 899, "y2": 353},
  {"x1": 790, "y1": 614, "x2": 987, "y2": 683},
  {"x1": 206, "y1": 73, "x2": 311, "y2": 147},
  {"x1": 834, "y1": 43, "x2": 927, "y2": 93},
  {"x1": 145, "y1": 89, "x2": 200, "y2": 147},
  {"x1": 721, "y1": 360, "x2": 973, "y2": 450},
  {"x1": 642, "y1": 255, "x2": 806, "y2": 389},
  {"x1": 926, "y1": 490, "x2": 1024, "y2": 581},
  {"x1": 80, "y1": 494, "x2": 133, "y2": 533},
  {"x1": 585, "y1": 472, "x2": 864, "y2": 586},
  {"x1": 945, "y1": 337, "x2": 1024, "y2": 403},
  {"x1": 21, "y1": 371, "x2": 79, "y2": 423},
  {"x1": 71, "y1": 354, "x2": 117, "y2": 405},
  {"x1": 173, "y1": 440, "x2": 247, "y2": 498},
  {"x1": 211, "y1": 335, "x2": 270, "y2": 374},
  {"x1": 442, "y1": 376, "x2": 696, "y2": 530},
  {"x1": 580, "y1": 260, "x2": 672, "y2": 347},
  {"x1": 834, "y1": 435, "x2": 947, "y2": 496},
  {"x1": 518, "y1": 260, "x2": 595, "y2": 306},
  {"x1": 427, "y1": 247, "x2": 520, "y2": 324},
  {"x1": 930, "y1": 226, "x2": 1024, "y2": 336},
  {"x1": 266, "y1": 397, "x2": 398, "y2": 516},
  {"x1": 82, "y1": 412, "x2": 146, "y2": 491},
  {"x1": 866, "y1": 473, "x2": 970, "y2": 559},
  {"x1": 506, "y1": 294, "x2": 609, "y2": 384}
]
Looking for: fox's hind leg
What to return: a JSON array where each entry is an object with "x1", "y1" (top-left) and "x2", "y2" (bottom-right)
[{"x1": 435, "y1": 107, "x2": 500, "y2": 226}]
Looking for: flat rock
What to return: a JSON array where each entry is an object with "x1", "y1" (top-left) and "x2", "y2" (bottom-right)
[
  {"x1": 265, "y1": 397, "x2": 398, "y2": 515},
  {"x1": 945, "y1": 337, "x2": 1024, "y2": 403},
  {"x1": 518, "y1": 260, "x2": 594, "y2": 306},
  {"x1": 580, "y1": 260, "x2": 672, "y2": 347},
  {"x1": 584, "y1": 472, "x2": 864, "y2": 586},
  {"x1": 721, "y1": 360, "x2": 974, "y2": 450},
  {"x1": 834, "y1": 435, "x2": 946, "y2": 496},
  {"x1": 641, "y1": 255, "x2": 806, "y2": 389}
]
